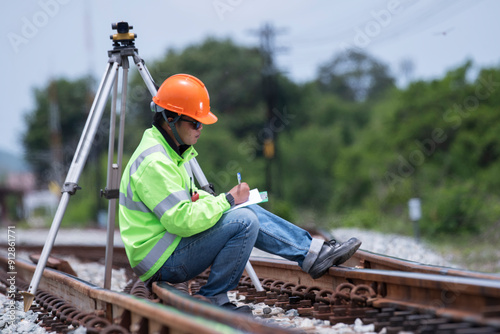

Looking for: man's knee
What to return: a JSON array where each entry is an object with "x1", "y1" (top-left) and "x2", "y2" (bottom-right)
[
  {"x1": 236, "y1": 208, "x2": 260, "y2": 235},
  {"x1": 222, "y1": 208, "x2": 260, "y2": 239}
]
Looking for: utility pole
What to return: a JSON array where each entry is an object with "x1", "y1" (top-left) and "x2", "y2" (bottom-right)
[
  {"x1": 48, "y1": 80, "x2": 63, "y2": 188},
  {"x1": 250, "y1": 22, "x2": 287, "y2": 197}
]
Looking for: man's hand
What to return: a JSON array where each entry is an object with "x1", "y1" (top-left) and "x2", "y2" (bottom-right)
[{"x1": 228, "y1": 182, "x2": 250, "y2": 205}]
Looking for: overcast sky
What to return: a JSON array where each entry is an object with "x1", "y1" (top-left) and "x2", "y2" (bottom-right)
[{"x1": 1, "y1": 0, "x2": 499, "y2": 156}]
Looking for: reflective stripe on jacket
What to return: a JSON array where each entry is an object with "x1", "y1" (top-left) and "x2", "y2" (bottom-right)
[{"x1": 118, "y1": 126, "x2": 230, "y2": 281}]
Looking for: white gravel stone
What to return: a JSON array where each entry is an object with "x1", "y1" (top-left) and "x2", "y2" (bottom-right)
[
  {"x1": 58, "y1": 255, "x2": 130, "y2": 292},
  {"x1": 331, "y1": 227, "x2": 457, "y2": 268},
  {"x1": 0, "y1": 294, "x2": 53, "y2": 334},
  {"x1": 0, "y1": 228, "x2": 123, "y2": 247},
  {"x1": 68, "y1": 327, "x2": 87, "y2": 334},
  {"x1": 251, "y1": 227, "x2": 455, "y2": 269},
  {"x1": 229, "y1": 293, "x2": 381, "y2": 333},
  {"x1": 0, "y1": 250, "x2": 127, "y2": 334}
]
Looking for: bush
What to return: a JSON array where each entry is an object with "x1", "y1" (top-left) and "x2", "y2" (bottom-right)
[{"x1": 422, "y1": 181, "x2": 486, "y2": 237}]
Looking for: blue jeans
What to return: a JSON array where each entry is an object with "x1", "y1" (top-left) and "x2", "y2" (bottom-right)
[{"x1": 147, "y1": 205, "x2": 324, "y2": 305}]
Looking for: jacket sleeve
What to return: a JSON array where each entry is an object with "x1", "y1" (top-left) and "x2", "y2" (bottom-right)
[{"x1": 133, "y1": 157, "x2": 230, "y2": 237}]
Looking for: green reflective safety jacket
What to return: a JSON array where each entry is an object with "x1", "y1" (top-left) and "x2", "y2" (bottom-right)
[{"x1": 118, "y1": 126, "x2": 230, "y2": 281}]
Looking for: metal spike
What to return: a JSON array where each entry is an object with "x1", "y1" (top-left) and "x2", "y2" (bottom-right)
[{"x1": 21, "y1": 291, "x2": 35, "y2": 312}]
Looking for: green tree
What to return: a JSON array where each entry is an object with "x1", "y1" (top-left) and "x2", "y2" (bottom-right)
[
  {"x1": 22, "y1": 77, "x2": 100, "y2": 186},
  {"x1": 317, "y1": 49, "x2": 395, "y2": 102},
  {"x1": 279, "y1": 82, "x2": 370, "y2": 212},
  {"x1": 22, "y1": 76, "x2": 108, "y2": 224},
  {"x1": 326, "y1": 61, "x2": 500, "y2": 237}
]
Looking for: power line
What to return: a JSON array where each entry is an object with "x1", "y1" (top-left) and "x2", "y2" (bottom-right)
[
  {"x1": 249, "y1": 22, "x2": 288, "y2": 197},
  {"x1": 281, "y1": 0, "x2": 485, "y2": 52}
]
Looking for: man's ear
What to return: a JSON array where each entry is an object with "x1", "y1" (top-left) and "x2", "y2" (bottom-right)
[{"x1": 165, "y1": 118, "x2": 175, "y2": 131}]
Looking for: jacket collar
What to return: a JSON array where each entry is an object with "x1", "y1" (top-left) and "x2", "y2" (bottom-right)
[{"x1": 152, "y1": 121, "x2": 191, "y2": 158}]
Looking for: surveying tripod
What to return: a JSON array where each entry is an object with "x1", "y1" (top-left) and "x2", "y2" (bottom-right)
[{"x1": 22, "y1": 22, "x2": 262, "y2": 312}]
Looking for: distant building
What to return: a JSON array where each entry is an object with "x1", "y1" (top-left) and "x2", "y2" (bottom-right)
[
  {"x1": 23, "y1": 189, "x2": 59, "y2": 226},
  {"x1": 0, "y1": 150, "x2": 37, "y2": 224}
]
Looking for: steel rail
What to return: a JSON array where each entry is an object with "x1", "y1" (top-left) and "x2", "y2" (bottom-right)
[
  {"x1": 152, "y1": 281, "x2": 293, "y2": 334},
  {"x1": 246, "y1": 256, "x2": 500, "y2": 329},
  {"x1": 0, "y1": 256, "x2": 273, "y2": 334},
  {"x1": 348, "y1": 249, "x2": 500, "y2": 281},
  {"x1": 11, "y1": 244, "x2": 500, "y2": 282}
]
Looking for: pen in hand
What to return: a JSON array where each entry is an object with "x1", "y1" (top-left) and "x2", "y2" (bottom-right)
[{"x1": 229, "y1": 173, "x2": 249, "y2": 204}]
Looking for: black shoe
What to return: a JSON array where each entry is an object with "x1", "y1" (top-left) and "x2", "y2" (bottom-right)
[
  {"x1": 220, "y1": 302, "x2": 253, "y2": 315},
  {"x1": 308, "y1": 238, "x2": 361, "y2": 279}
]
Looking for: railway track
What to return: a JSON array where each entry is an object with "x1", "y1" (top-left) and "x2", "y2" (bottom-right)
[{"x1": 1, "y1": 244, "x2": 500, "y2": 333}]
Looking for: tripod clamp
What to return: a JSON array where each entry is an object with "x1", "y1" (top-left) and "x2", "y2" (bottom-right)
[
  {"x1": 201, "y1": 183, "x2": 217, "y2": 195},
  {"x1": 62, "y1": 182, "x2": 81, "y2": 195},
  {"x1": 101, "y1": 188, "x2": 119, "y2": 199}
]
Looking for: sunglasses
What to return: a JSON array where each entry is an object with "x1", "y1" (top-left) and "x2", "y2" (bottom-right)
[{"x1": 178, "y1": 117, "x2": 202, "y2": 130}]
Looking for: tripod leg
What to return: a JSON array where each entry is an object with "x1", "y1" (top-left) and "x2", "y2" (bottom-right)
[
  {"x1": 189, "y1": 158, "x2": 216, "y2": 195},
  {"x1": 103, "y1": 58, "x2": 129, "y2": 290},
  {"x1": 245, "y1": 262, "x2": 264, "y2": 291},
  {"x1": 103, "y1": 164, "x2": 119, "y2": 290},
  {"x1": 22, "y1": 61, "x2": 120, "y2": 312},
  {"x1": 103, "y1": 70, "x2": 119, "y2": 290},
  {"x1": 133, "y1": 52, "x2": 158, "y2": 96}
]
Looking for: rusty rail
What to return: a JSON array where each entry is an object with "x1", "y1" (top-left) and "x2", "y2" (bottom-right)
[
  {"x1": 3, "y1": 244, "x2": 500, "y2": 333},
  {"x1": 13, "y1": 244, "x2": 500, "y2": 281},
  {"x1": 348, "y1": 249, "x2": 500, "y2": 281},
  {"x1": 0, "y1": 256, "x2": 285, "y2": 333},
  {"x1": 246, "y1": 255, "x2": 500, "y2": 329}
]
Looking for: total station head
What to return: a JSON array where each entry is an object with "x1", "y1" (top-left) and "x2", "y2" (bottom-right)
[{"x1": 110, "y1": 21, "x2": 137, "y2": 48}]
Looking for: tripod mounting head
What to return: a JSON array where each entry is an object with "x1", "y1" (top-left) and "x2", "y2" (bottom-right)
[{"x1": 110, "y1": 21, "x2": 137, "y2": 48}]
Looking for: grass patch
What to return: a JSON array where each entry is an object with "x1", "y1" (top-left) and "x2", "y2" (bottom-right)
[{"x1": 426, "y1": 221, "x2": 500, "y2": 273}]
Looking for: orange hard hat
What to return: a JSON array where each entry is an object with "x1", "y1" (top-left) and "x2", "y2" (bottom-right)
[{"x1": 152, "y1": 74, "x2": 217, "y2": 124}]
